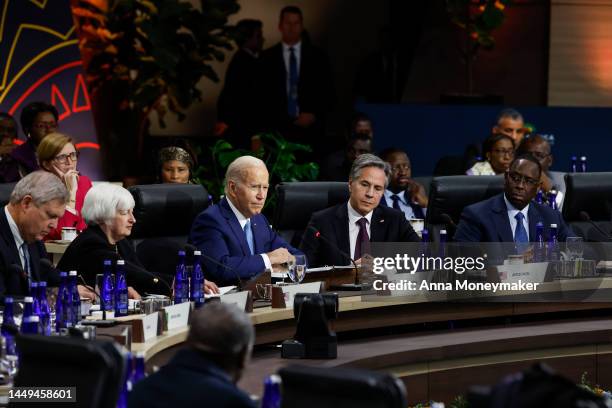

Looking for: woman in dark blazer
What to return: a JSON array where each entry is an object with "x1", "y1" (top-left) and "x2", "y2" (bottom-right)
[{"x1": 58, "y1": 183, "x2": 218, "y2": 297}]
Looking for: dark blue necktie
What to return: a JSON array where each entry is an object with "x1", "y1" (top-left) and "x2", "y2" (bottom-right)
[
  {"x1": 390, "y1": 194, "x2": 402, "y2": 210},
  {"x1": 287, "y1": 47, "x2": 299, "y2": 118},
  {"x1": 514, "y1": 212, "x2": 529, "y2": 253}
]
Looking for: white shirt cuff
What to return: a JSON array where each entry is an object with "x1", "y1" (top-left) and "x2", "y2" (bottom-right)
[{"x1": 260, "y1": 253, "x2": 272, "y2": 271}]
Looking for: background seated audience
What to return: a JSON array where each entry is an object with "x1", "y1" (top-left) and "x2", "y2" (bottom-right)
[
  {"x1": 158, "y1": 146, "x2": 196, "y2": 184},
  {"x1": 129, "y1": 302, "x2": 256, "y2": 408},
  {"x1": 37, "y1": 133, "x2": 92, "y2": 240},
  {"x1": 466, "y1": 134, "x2": 515, "y2": 176},
  {"x1": 189, "y1": 156, "x2": 303, "y2": 286},
  {"x1": 492, "y1": 108, "x2": 527, "y2": 145},
  {"x1": 0, "y1": 113, "x2": 18, "y2": 183},
  {"x1": 379, "y1": 147, "x2": 428, "y2": 220},
  {"x1": 301, "y1": 154, "x2": 419, "y2": 267},
  {"x1": 517, "y1": 134, "x2": 565, "y2": 209},
  {"x1": 319, "y1": 133, "x2": 372, "y2": 182},
  {"x1": 7, "y1": 102, "x2": 59, "y2": 182}
]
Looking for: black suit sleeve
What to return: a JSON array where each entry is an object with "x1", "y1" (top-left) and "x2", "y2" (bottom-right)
[
  {"x1": 397, "y1": 215, "x2": 421, "y2": 242},
  {"x1": 453, "y1": 207, "x2": 483, "y2": 242},
  {"x1": 300, "y1": 215, "x2": 323, "y2": 268}
]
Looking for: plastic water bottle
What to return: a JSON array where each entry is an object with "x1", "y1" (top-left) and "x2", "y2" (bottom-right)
[
  {"x1": 534, "y1": 222, "x2": 545, "y2": 262},
  {"x1": 174, "y1": 251, "x2": 187, "y2": 304},
  {"x1": 55, "y1": 271, "x2": 68, "y2": 331},
  {"x1": 547, "y1": 190, "x2": 558, "y2": 211},
  {"x1": 536, "y1": 189, "x2": 544, "y2": 205},
  {"x1": 190, "y1": 251, "x2": 205, "y2": 308},
  {"x1": 570, "y1": 156, "x2": 577, "y2": 173},
  {"x1": 22, "y1": 296, "x2": 33, "y2": 320},
  {"x1": 20, "y1": 315, "x2": 40, "y2": 335},
  {"x1": 69, "y1": 271, "x2": 80, "y2": 325},
  {"x1": 438, "y1": 229, "x2": 447, "y2": 259},
  {"x1": 101, "y1": 259, "x2": 114, "y2": 312},
  {"x1": 131, "y1": 352, "x2": 146, "y2": 384},
  {"x1": 548, "y1": 223, "x2": 560, "y2": 261},
  {"x1": 115, "y1": 260, "x2": 128, "y2": 317},
  {"x1": 38, "y1": 281, "x2": 51, "y2": 336},
  {"x1": 30, "y1": 282, "x2": 40, "y2": 317},
  {"x1": 261, "y1": 375, "x2": 282, "y2": 408},
  {"x1": 580, "y1": 156, "x2": 587, "y2": 172},
  {"x1": 2, "y1": 297, "x2": 16, "y2": 355}
]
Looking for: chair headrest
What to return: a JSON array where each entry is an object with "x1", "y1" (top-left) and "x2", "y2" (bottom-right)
[
  {"x1": 563, "y1": 172, "x2": 612, "y2": 222},
  {"x1": 273, "y1": 182, "x2": 349, "y2": 230},
  {"x1": 128, "y1": 183, "x2": 210, "y2": 239},
  {"x1": 426, "y1": 175, "x2": 504, "y2": 225}
]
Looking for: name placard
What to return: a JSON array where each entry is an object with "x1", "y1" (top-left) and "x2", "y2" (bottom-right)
[
  {"x1": 164, "y1": 302, "x2": 190, "y2": 331},
  {"x1": 498, "y1": 262, "x2": 549, "y2": 283},
  {"x1": 281, "y1": 281, "x2": 322, "y2": 308},
  {"x1": 221, "y1": 291, "x2": 250, "y2": 312},
  {"x1": 142, "y1": 312, "x2": 159, "y2": 342}
]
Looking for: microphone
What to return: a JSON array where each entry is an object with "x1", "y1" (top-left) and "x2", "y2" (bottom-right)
[
  {"x1": 107, "y1": 252, "x2": 173, "y2": 296},
  {"x1": 438, "y1": 213, "x2": 457, "y2": 229},
  {"x1": 39, "y1": 258, "x2": 52, "y2": 283},
  {"x1": 578, "y1": 211, "x2": 612, "y2": 242},
  {"x1": 307, "y1": 226, "x2": 361, "y2": 288},
  {"x1": 184, "y1": 244, "x2": 243, "y2": 291}
]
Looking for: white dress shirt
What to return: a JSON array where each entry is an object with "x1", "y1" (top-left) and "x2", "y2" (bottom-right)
[
  {"x1": 4, "y1": 206, "x2": 27, "y2": 273},
  {"x1": 347, "y1": 202, "x2": 373, "y2": 260},
  {"x1": 503, "y1": 194, "x2": 530, "y2": 241},
  {"x1": 383, "y1": 190, "x2": 427, "y2": 220},
  {"x1": 226, "y1": 198, "x2": 272, "y2": 271}
]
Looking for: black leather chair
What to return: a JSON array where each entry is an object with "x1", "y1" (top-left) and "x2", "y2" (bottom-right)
[
  {"x1": 278, "y1": 364, "x2": 407, "y2": 408},
  {"x1": 13, "y1": 335, "x2": 127, "y2": 408},
  {"x1": 273, "y1": 182, "x2": 349, "y2": 247},
  {"x1": 0, "y1": 182, "x2": 16, "y2": 206},
  {"x1": 128, "y1": 183, "x2": 211, "y2": 276},
  {"x1": 562, "y1": 172, "x2": 612, "y2": 242},
  {"x1": 426, "y1": 175, "x2": 504, "y2": 241}
]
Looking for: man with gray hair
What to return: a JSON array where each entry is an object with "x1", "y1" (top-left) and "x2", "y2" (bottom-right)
[
  {"x1": 129, "y1": 302, "x2": 256, "y2": 408},
  {"x1": 189, "y1": 155, "x2": 303, "y2": 285},
  {"x1": 0, "y1": 171, "x2": 67, "y2": 296},
  {"x1": 301, "y1": 153, "x2": 419, "y2": 267}
]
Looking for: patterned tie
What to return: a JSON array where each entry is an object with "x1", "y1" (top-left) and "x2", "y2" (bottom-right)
[
  {"x1": 514, "y1": 212, "x2": 529, "y2": 253},
  {"x1": 287, "y1": 47, "x2": 299, "y2": 118},
  {"x1": 244, "y1": 220, "x2": 254, "y2": 255},
  {"x1": 21, "y1": 242, "x2": 31, "y2": 282},
  {"x1": 354, "y1": 218, "x2": 371, "y2": 260}
]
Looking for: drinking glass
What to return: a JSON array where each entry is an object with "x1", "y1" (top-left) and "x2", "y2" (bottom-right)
[
  {"x1": 288, "y1": 255, "x2": 307, "y2": 284},
  {"x1": 566, "y1": 236, "x2": 584, "y2": 260}
]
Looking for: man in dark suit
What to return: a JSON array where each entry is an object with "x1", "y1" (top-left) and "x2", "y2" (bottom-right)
[
  {"x1": 215, "y1": 19, "x2": 264, "y2": 149},
  {"x1": 189, "y1": 156, "x2": 303, "y2": 285},
  {"x1": 379, "y1": 148, "x2": 428, "y2": 220},
  {"x1": 129, "y1": 302, "x2": 256, "y2": 408},
  {"x1": 301, "y1": 154, "x2": 420, "y2": 267},
  {"x1": 257, "y1": 6, "x2": 334, "y2": 155},
  {"x1": 0, "y1": 171, "x2": 66, "y2": 297},
  {"x1": 454, "y1": 154, "x2": 572, "y2": 243}
]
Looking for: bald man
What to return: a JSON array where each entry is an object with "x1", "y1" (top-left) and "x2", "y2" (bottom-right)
[{"x1": 189, "y1": 156, "x2": 303, "y2": 285}]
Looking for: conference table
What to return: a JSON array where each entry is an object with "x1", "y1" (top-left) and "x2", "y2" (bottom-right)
[{"x1": 128, "y1": 277, "x2": 612, "y2": 405}]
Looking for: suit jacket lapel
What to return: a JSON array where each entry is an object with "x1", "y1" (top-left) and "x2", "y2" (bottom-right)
[
  {"x1": 370, "y1": 207, "x2": 386, "y2": 242},
  {"x1": 220, "y1": 199, "x2": 251, "y2": 256},
  {"x1": 492, "y1": 194, "x2": 514, "y2": 242},
  {"x1": 333, "y1": 204, "x2": 351, "y2": 258}
]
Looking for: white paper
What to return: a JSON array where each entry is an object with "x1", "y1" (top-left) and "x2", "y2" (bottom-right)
[{"x1": 205, "y1": 285, "x2": 236, "y2": 299}]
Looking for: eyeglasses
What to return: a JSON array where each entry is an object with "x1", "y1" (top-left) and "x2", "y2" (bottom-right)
[
  {"x1": 390, "y1": 164, "x2": 410, "y2": 173},
  {"x1": 529, "y1": 151, "x2": 551, "y2": 161},
  {"x1": 492, "y1": 148, "x2": 515, "y2": 157},
  {"x1": 53, "y1": 151, "x2": 79, "y2": 163},
  {"x1": 508, "y1": 171, "x2": 539, "y2": 187},
  {"x1": 32, "y1": 121, "x2": 58, "y2": 131}
]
